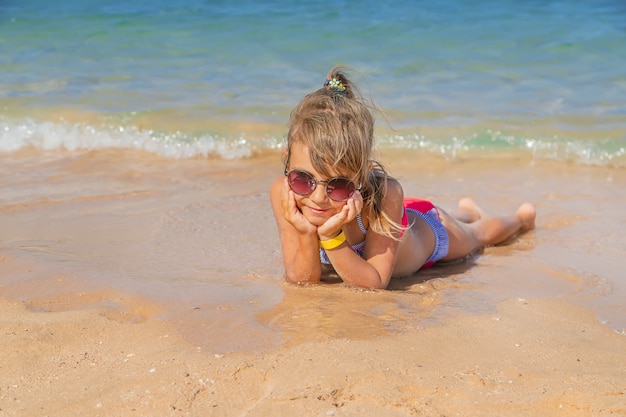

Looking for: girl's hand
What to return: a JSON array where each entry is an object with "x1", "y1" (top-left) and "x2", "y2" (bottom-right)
[
  {"x1": 280, "y1": 178, "x2": 317, "y2": 235},
  {"x1": 318, "y1": 191, "x2": 364, "y2": 239}
]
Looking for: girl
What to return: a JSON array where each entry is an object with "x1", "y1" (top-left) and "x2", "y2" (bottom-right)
[{"x1": 270, "y1": 67, "x2": 536, "y2": 289}]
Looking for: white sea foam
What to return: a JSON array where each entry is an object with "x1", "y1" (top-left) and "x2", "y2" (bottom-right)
[
  {"x1": 0, "y1": 118, "x2": 282, "y2": 159},
  {"x1": 2, "y1": 118, "x2": 624, "y2": 167},
  {"x1": 378, "y1": 131, "x2": 626, "y2": 168}
]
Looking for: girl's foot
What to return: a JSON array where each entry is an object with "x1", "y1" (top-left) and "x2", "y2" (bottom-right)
[
  {"x1": 516, "y1": 203, "x2": 536, "y2": 232},
  {"x1": 454, "y1": 198, "x2": 484, "y2": 223}
]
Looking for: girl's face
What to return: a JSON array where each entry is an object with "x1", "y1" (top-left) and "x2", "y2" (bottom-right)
[{"x1": 286, "y1": 143, "x2": 352, "y2": 226}]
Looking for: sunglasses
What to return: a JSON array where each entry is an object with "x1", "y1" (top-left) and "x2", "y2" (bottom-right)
[{"x1": 285, "y1": 169, "x2": 360, "y2": 202}]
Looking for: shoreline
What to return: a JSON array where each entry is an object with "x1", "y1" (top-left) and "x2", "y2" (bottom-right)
[{"x1": 2, "y1": 107, "x2": 625, "y2": 169}]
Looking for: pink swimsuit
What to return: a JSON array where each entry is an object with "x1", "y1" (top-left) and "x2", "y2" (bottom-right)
[{"x1": 400, "y1": 198, "x2": 449, "y2": 268}]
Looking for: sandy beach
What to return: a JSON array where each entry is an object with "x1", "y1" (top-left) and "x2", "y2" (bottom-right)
[
  {"x1": 1, "y1": 148, "x2": 625, "y2": 416},
  {"x1": 3, "y1": 0, "x2": 626, "y2": 414},
  {"x1": 2, "y1": 291, "x2": 625, "y2": 416}
]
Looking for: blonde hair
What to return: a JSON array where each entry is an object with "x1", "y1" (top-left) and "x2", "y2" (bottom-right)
[{"x1": 284, "y1": 66, "x2": 402, "y2": 238}]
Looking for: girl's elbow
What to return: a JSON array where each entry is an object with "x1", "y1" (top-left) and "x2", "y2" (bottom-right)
[
  {"x1": 284, "y1": 270, "x2": 320, "y2": 285},
  {"x1": 350, "y1": 276, "x2": 389, "y2": 290},
  {"x1": 373, "y1": 274, "x2": 392, "y2": 290},
  {"x1": 284, "y1": 274, "x2": 301, "y2": 285},
  {"x1": 372, "y1": 280, "x2": 390, "y2": 290}
]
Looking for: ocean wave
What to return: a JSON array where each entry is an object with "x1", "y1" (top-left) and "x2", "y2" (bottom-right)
[
  {"x1": 1, "y1": 118, "x2": 625, "y2": 167},
  {"x1": 0, "y1": 118, "x2": 283, "y2": 159},
  {"x1": 379, "y1": 131, "x2": 626, "y2": 168}
]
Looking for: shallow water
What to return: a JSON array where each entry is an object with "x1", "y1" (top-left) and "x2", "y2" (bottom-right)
[{"x1": 1, "y1": 149, "x2": 624, "y2": 353}]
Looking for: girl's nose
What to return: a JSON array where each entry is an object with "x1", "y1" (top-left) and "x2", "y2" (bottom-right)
[{"x1": 309, "y1": 182, "x2": 328, "y2": 203}]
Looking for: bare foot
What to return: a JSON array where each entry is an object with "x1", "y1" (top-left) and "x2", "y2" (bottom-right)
[
  {"x1": 516, "y1": 203, "x2": 536, "y2": 231},
  {"x1": 454, "y1": 198, "x2": 485, "y2": 223}
]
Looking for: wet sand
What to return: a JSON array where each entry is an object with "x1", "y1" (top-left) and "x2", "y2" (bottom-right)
[{"x1": 1, "y1": 148, "x2": 625, "y2": 416}]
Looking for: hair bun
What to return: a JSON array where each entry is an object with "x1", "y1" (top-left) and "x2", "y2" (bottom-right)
[
  {"x1": 324, "y1": 78, "x2": 347, "y2": 94},
  {"x1": 323, "y1": 66, "x2": 355, "y2": 98}
]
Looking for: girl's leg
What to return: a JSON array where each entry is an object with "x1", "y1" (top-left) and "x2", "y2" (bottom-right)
[{"x1": 440, "y1": 198, "x2": 536, "y2": 261}]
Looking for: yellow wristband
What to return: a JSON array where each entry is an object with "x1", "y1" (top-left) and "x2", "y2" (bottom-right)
[{"x1": 319, "y1": 231, "x2": 347, "y2": 250}]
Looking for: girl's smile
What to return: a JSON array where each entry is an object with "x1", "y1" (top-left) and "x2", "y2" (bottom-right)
[{"x1": 307, "y1": 206, "x2": 330, "y2": 215}]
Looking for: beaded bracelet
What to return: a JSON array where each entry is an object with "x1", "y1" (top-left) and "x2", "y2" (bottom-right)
[{"x1": 319, "y1": 230, "x2": 346, "y2": 250}]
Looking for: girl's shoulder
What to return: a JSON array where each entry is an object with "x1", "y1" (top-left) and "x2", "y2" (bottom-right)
[
  {"x1": 363, "y1": 171, "x2": 404, "y2": 238},
  {"x1": 384, "y1": 177, "x2": 404, "y2": 204},
  {"x1": 372, "y1": 171, "x2": 403, "y2": 200}
]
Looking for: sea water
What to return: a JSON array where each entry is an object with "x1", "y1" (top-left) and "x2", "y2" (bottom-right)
[{"x1": 1, "y1": 0, "x2": 625, "y2": 165}]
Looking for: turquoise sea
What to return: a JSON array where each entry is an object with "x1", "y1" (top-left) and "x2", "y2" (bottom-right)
[{"x1": 1, "y1": 0, "x2": 625, "y2": 165}]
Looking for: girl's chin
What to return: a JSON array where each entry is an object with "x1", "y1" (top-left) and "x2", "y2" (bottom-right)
[{"x1": 303, "y1": 215, "x2": 328, "y2": 226}]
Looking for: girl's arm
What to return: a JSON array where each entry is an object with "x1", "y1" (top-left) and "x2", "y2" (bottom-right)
[
  {"x1": 322, "y1": 179, "x2": 405, "y2": 289},
  {"x1": 270, "y1": 177, "x2": 322, "y2": 284}
]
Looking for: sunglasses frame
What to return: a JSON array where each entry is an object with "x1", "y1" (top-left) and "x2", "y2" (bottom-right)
[{"x1": 284, "y1": 168, "x2": 361, "y2": 202}]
